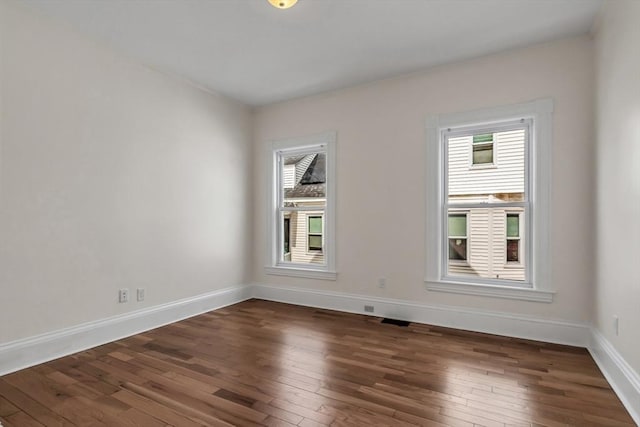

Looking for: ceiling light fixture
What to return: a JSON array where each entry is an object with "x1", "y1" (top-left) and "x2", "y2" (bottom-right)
[{"x1": 268, "y1": 0, "x2": 298, "y2": 10}]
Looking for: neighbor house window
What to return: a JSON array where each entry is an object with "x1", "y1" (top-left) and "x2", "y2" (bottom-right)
[
  {"x1": 266, "y1": 132, "x2": 336, "y2": 280},
  {"x1": 425, "y1": 99, "x2": 554, "y2": 302},
  {"x1": 448, "y1": 213, "x2": 468, "y2": 261},
  {"x1": 472, "y1": 133, "x2": 494, "y2": 165},
  {"x1": 506, "y1": 213, "x2": 521, "y2": 263},
  {"x1": 308, "y1": 216, "x2": 323, "y2": 251}
]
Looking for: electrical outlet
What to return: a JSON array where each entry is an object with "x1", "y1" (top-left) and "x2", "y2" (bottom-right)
[
  {"x1": 378, "y1": 278, "x2": 386, "y2": 289},
  {"x1": 137, "y1": 288, "x2": 145, "y2": 302},
  {"x1": 364, "y1": 305, "x2": 374, "y2": 313},
  {"x1": 613, "y1": 315, "x2": 619, "y2": 336},
  {"x1": 119, "y1": 288, "x2": 129, "y2": 303}
]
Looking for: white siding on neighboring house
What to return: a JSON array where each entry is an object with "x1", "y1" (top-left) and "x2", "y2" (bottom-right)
[
  {"x1": 449, "y1": 207, "x2": 525, "y2": 281},
  {"x1": 289, "y1": 211, "x2": 324, "y2": 265},
  {"x1": 448, "y1": 129, "x2": 525, "y2": 197},
  {"x1": 295, "y1": 154, "x2": 316, "y2": 184},
  {"x1": 283, "y1": 164, "x2": 295, "y2": 189}
]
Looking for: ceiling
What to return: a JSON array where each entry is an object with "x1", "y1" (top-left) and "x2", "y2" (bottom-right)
[{"x1": 23, "y1": 0, "x2": 602, "y2": 106}]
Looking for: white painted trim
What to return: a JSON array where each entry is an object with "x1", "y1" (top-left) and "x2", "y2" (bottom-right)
[
  {"x1": 0, "y1": 285, "x2": 252, "y2": 377},
  {"x1": 425, "y1": 98, "x2": 554, "y2": 299},
  {"x1": 589, "y1": 329, "x2": 640, "y2": 424},
  {"x1": 252, "y1": 283, "x2": 589, "y2": 347},
  {"x1": 266, "y1": 131, "x2": 337, "y2": 276},
  {"x1": 425, "y1": 280, "x2": 554, "y2": 303},
  {"x1": 264, "y1": 266, "x2": 337, "y2": 281},
  {"x1": 4, "y1": 282, "x2": 637, "y2": 424}
]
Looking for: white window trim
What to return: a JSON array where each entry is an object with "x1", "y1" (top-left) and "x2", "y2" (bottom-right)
[
  {"x1": 425, "y1": 99, "x2": 554, "y2": 303},
  {"x1": 265, "y1": 131, "x2": 337, "y2": 281}
]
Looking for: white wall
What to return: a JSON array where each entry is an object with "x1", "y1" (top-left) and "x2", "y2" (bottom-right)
[
  {"x1": 0, "y1": 1, "x2": 252, "y2": 343},
  {"x1": 594, "y1": 0, "x2": 640, "y2": 374},
  {"x1": 254, "y1": 36, "x2": 594, "y2": 323}
]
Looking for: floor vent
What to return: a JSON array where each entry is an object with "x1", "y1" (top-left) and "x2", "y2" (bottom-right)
[{"x1": 381, "y1": 318, "x2": 410, "y2": 327}]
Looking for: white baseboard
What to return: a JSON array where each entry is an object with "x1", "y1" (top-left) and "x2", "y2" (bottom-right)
[
  {"x1": 0, "y1": 285, "x2": 252, "y2": 377},
  {"x1": 4, "y1": 282, "x2": 638, "y2": 425},
  {"x1": 589, "y1": 329, "x2": 640, "y2": 425},
  {"x1": 252, "y1": 283, "x2": 590, "y2": 347}
]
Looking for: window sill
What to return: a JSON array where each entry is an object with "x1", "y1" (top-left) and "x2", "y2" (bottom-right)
[
  {"x1": 424, "y1": 279, "x2": 554, "y2": 303},
  {"x1": 265, "y1": 266, "x2": 337, "y2": 281},
  {"x1": 469, "y1": 164, "x2": 497, "y2": 170}
]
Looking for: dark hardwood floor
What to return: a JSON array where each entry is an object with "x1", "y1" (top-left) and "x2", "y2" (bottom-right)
[{"x1": 0, "y1": 299, "x2": 634, "y2": 426}]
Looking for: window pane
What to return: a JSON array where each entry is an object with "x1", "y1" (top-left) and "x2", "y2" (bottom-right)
[
  {"x1": 448, "y1": 128, "x2": 525, "y2": 204},
  {"x1": 309, "y1": 235, "x2": 322, "y2": 251},
  {"x1": 281, "y1": 153, "x2": 326, "y2": 207},
  {"x1": 473, "y1": 134, "x2": 493, "y2": 144},
  {"x1": 507, "y1": 214, "x2": 519, "y2": 237},
  {"x1": 309, "y1": 216, "x2": 322, "y2": 233},
  {"x1": 449, "y1": 238, "x2": 467, "y2": 260},
  {"x1": 472, "y1": 145, "x2": 493, "y2": 164},
  {"x1": 507, "y1": 239, "x2": 519, "y2": 262},
  {"x1": 448, "y1": 214, "x2": 467, "y2": 237}
]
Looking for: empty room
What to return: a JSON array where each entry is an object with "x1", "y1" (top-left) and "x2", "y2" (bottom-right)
[{"x1": 0, "y1": 0, "x2": 638, "y2": 425}]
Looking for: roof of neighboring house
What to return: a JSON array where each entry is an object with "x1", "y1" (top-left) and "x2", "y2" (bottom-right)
[
  {"x1": 285, "y1": 154, "x2": 326, "y2": 199},
  {"x1": 284, "y1": 155, "x2": 306, "y2": 165}
]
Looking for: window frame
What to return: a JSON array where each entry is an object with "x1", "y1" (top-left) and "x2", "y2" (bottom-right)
[
  {"x1": 265, "y1": 132, "x2": 337, "y2": 281},
  {"x1": 443, "y1": 120, "x2": 532, "y2": 286},
  {"x1": 425, "y1": 99, "x2": 555, "y2": 303}
]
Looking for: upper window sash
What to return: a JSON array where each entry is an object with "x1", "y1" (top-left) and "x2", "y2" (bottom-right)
[
  {"x1": 444, "y1": 119, "x2": 532, "y2": 207},
  {"x1": 275, "y1": 147, "x2": 327, "y2": 210}
]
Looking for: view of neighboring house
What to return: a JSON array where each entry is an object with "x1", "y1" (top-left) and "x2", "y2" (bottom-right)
[
  {"x1": 282, "y1": 153, "x2": 326, "y2": 265},
  {"x1": 447, "y1": 128, "x2": 526, "y2": 281}
]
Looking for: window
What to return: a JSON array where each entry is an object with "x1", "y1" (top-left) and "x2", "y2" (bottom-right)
[
  {"x1": 308, "y1": 216, "x2": 323, "y2": 251},
  {"x1": 506, "y1": 213, "x2": 520, "y2": 263},
  {"x1": 472, "y1": 133, "x2": 494, "y2": 165},
  {"x1": 266, "y1": 132, "x2": 336, "y2": 280},
  {"x1": 448, "y1": 213, "x2": 468, "y2": 261},
  {"x1": 425, "y1": 99, "x2": 554, "y2": 302},
  {"x1": 445, "y1": 123, "x2": 529, "y2": 283}
]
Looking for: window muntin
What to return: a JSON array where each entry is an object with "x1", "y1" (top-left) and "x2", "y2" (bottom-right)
[
  {"x1": 448, "y1": 213, "x2": 468, "y2": 261},
  {"x1": 444, "y1": 121, "x2": 530, "y2": 284}
]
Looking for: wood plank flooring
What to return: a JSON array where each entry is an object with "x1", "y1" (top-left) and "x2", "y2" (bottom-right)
[{"x1": 0, "y1": 299, "x2": 634, "y2": 426}]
